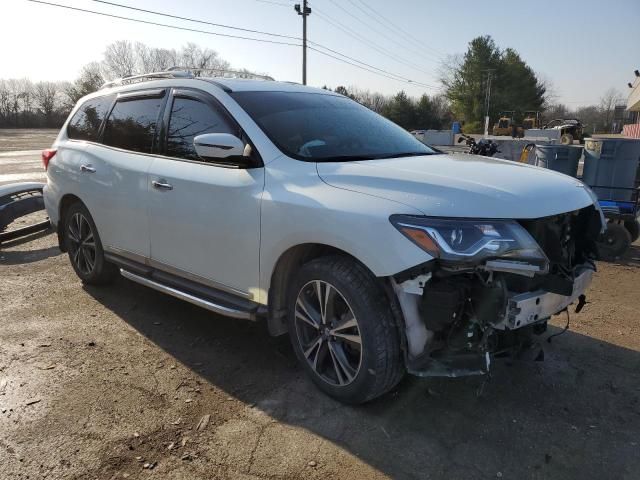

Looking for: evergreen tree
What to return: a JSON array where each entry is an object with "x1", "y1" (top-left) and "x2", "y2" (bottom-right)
[
  {"x1": 443, "y1": 36, "x2": 546, "y2": 131},
  {"x1": 382, "y1": 91, "x2": 417, "y2": 130}
]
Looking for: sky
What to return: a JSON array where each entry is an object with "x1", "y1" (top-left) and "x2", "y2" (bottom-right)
[{"x1": 1, "y1": 0, "x2": 639, "y2": 107}]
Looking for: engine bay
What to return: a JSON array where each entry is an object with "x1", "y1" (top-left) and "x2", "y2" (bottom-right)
[{"x1": 393, "y1": 205, "x2": 603, "y2": 377}]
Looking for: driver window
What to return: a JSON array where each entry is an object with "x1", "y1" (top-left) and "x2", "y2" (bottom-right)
[{"x1": 166, "y1": 97, "x2": 236, "y2": 161}]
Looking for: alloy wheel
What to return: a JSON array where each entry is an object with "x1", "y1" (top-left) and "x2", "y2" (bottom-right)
[
  {"x1": 67, "y1": 212, "x2": 96, "y2": 275},
  {"x1": 294, "y1": 280, "x2": 362, "y2": 386}
]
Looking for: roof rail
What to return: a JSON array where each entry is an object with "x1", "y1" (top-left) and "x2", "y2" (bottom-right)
[
  {"x1": 167, "y1": 66, "x2": 274, "y2": 81},
  {"x1": 100, "y1": 70, "x2": 193, "y2": 89},
  {"x1": 100, "y1": 67, "x2": 274, "y2": 90}
]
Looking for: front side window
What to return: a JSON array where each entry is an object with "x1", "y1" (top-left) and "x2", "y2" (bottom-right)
[
  {"x1": 231, "y1": 91, "x2": 438, "y2": 161},
  {"x1": 166, "y1": 97, "x2": 235, "y2": 161},
  {"x1": 102, "y1": 96, "x2": 164, "y2": 153},
  {"x1": 67, "y1": 95, "x2": 114, "y2": 141}
]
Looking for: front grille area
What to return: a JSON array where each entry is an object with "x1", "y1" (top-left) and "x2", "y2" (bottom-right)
[{"x1": 518, "y1": 206, "x2": 601, "y2": 272}]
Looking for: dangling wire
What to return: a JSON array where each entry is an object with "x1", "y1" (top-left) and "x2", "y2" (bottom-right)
[{"x1": 547, "y1": 309, "x2": 570, "y2": 343}]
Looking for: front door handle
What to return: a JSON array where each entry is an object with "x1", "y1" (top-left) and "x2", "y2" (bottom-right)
[
  {"x1": 152, "y1": 179, "x2": 173, "y2": 190},
  {"x1": 80, "y1": 164, "x2": 96, "y2": 173}
]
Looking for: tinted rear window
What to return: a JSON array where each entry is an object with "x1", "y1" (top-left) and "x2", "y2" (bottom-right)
[
  {"x1": 67, "y1": 95, "x2": 114, "y2": 141},
  {"x1": 103, "y1": 96, "x2": 164, "y2": 153}
]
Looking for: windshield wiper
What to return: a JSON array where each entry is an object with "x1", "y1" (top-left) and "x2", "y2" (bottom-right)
[
  {"x1": 316, "y1": 151, "x2": 440, "y2": 162},
  {"x1": 317, "y1": 155, "x2": 379, "y2": 162},
  {"x1": 381, "y1": 151, "x2": 439, "y2": 159}
]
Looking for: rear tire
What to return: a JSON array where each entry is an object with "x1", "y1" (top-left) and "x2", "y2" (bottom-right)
[
  {"x1": 287, "y1": 256, "x2": 404, "y2": 404},
  {"x1": 63, "y1": 202, "x2": 118, "y2": 285},
  {"x1": 598, "y1": 223, "x2": 631, "y2": 260},
  {"x1": 624, "y1": 220, "x2": 640, "y2": 243}
]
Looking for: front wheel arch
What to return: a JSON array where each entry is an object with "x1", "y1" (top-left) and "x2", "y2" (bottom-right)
[
  {"x1": 267, "y1": 242, "x2": 410, "y2": 334},
  {"x1": 267, "y1": 243, "x2": 367, "y2": 337}
]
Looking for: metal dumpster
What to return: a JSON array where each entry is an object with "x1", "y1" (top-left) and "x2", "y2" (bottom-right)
[
  {"x1": 533, "y1": 145, "x2": 583, "y2": 177},
  {"x1": 582, "y1": 138, "x2": 640, "y2": 202}
]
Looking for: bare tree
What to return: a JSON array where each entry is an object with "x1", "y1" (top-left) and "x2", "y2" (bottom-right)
[
  {"x1": 18, "y1": 78, "x2": 35, "y2": 116},
  {"x1": 348, "y1": 87, "x2": 388, "y2": 113},
  {"x1": 0, "y1": 80, "x2": 10, "y2": 122},
  {"x1": 64, "y1": 62, "x2": 105, "y2": 107},
  {"x1": 34, "y1": 81, "x2": 59, "y2": 126},
  {"x1": 599, "y1": 88, "x2": 623, "y2": 133},
  {"x1": 537, "y1": 73, "x2": 558, "y2": 110},
  {"x1": 6, "y1": 79, "x2": 22, "y2": 125},
  {"x1": 179, "y1": 42, "x2": 230, "y2": 74},
  {"x1": 153, "y1": 48, "x2": 178, "y2": 71},
  {"x1": 103, "y1": 40, "x2": 137, "y2": 79}
]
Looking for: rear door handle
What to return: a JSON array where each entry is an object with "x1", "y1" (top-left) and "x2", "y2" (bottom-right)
[
  {"x1": 80, "y1": 164, "x2": 96, "y2": 173},
  {"x1": 152, "y1": 180, "x2": 173, "y2": 190}
]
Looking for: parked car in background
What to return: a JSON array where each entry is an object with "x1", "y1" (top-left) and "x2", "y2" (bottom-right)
[{"x1": 43, "y1": 71, "x2": 605, "y2": 403}]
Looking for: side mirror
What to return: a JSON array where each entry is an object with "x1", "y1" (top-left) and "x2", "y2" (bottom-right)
[{"x1": 193, "y1": 133, "x2": 246, "y2": 161}]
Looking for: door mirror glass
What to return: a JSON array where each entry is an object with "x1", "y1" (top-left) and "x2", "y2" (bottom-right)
[{"x1": 193, "y1": 133, "x2": 246, "y2": 160}]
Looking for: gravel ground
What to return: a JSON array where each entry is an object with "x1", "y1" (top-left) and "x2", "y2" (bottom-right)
[
  {"x1": 1, "y1": 229, "x2": 639, "y2": 480},
  {"x1": 1, "y1": 130, "x2": 639, "y2": 479},
  {"x1": 0, "y1": 129, "x2": 58, "y2": 153}
]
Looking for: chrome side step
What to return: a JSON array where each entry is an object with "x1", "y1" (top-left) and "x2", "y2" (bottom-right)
[{"x1": 120, "y1": 269, "x2": 253, "y2": 320}]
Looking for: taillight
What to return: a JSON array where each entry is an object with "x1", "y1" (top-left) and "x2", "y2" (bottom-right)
[{"x1": 41, "y1": 148, "x2": 56, "y2": 170}]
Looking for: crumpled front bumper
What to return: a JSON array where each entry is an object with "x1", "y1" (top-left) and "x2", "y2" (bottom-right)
[{"x1": 496, "y1": 267, "x2": 594, "y2": 330}]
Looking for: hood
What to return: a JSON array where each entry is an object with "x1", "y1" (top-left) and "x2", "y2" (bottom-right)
[{"x1": 316, "y1": 153, "x2": 595, "y2": 219}]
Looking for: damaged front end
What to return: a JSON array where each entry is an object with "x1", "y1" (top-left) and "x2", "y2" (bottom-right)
[{"x1": 390, "y1": 206, "x2": 603, "y2": 377}]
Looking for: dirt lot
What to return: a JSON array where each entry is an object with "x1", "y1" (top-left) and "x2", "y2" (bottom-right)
[{"x1": 1, "y1": 131, "x2": 640, "y2": 480}]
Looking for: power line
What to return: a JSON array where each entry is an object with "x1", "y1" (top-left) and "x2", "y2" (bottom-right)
[
  {"x1": 345, "y1": 0, "x2": 443, "y2": 62},
  {"x1": 349, "y1": 0, "x2": 446, "y2": 60},
  {"x1": 25, "y1": 0, "x2": 301, "y2": 46},
  {"x1": 312, "y1": 7, "x2": 438, "y2": 82},
  {"x1": 247, "y1": 0, "x2": 442, "y2": 85},
  {"x1": 308, "y1": 46, "x2": 434, "y2": 90},
  {"x1": 89, "y1": 0, "x2": 434, "y2": 87},
  {"x1": 307, "y1": 39, "x2": 439, "y2": 88},
  {"x1": 23, "y1": 0, "x2": 437, "y2": 91},
  {"x1": 91, "y1": 0, "x2": 301, "y2": 40},
  {"x1": 325, "y1": 0, "x2": 441, "y2": 65},
  {"x1": 252, "y1": 0, "x2": 292, "y2": 7}
]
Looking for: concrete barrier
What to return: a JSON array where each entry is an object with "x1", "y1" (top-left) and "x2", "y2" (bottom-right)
[
  {"x1": 412, "y1": 130, "x2": 454, "y2": 146},
  {"x1": 523, "y1": 129, "x2": 561, "y2": 141}
]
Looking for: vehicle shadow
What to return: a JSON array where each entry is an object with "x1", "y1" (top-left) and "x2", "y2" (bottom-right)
[
  {"x1": 0, "y1": 230, "x2": 61, "y2": 265},
  {"x1": 85, "y1": 277, "x2": 640, "y2": 479},
  {"x1": 613, "y1": 242, "x2": 640, "y2": 268}
]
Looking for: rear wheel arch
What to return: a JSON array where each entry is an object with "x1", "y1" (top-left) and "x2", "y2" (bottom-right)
[{"x1": 57, "y1": 194, "x2": 84, "y2": 252}]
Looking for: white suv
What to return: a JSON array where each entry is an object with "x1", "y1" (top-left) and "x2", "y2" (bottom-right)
[{"x1": 44, "y1": 71, "x2": 604, "y2": 403}]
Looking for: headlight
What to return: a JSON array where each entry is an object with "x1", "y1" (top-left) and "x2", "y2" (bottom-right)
[{"x1": 390, "y1": 215, "x2": 549, "y2": 270}]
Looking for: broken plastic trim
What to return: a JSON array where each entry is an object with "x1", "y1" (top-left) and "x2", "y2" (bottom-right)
[
  {"x1": 482, "y1": 259, "x2": 544, "y2": 277},
  {"x1": 0, "y1": 182, "x2": 50, "y2": 243}
]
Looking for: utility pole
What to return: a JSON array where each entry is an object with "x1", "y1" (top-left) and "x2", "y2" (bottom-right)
[
  {"x1": 294, "y1": 0, "x2": 311, "y2": 85},
  {"x1": 482, "y1": 69, "x2": 494, "y2": 136}
]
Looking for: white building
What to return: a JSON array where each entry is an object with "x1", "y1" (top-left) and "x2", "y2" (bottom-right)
[{"x1": 624, "y1": 70, "x2": 640, "y2": 138}]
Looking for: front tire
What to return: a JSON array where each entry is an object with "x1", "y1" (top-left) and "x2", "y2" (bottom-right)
[
  {"x1": 598, "y1": 223, "x2": 631, "y2": 260},
  {"x1": 287, "y1": 256, "x2": 404, "y2": 404},
  {"x1": 624, "y1": 219, "x2": 639, "y2": 243},
  {"x1": 63, "y1": 202, "x2": 117, "y2": 285}
]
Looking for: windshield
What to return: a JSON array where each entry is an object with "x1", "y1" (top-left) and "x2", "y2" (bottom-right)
[{"x1": 230, "y1": 91, "x2": 439, "y2": 161}]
